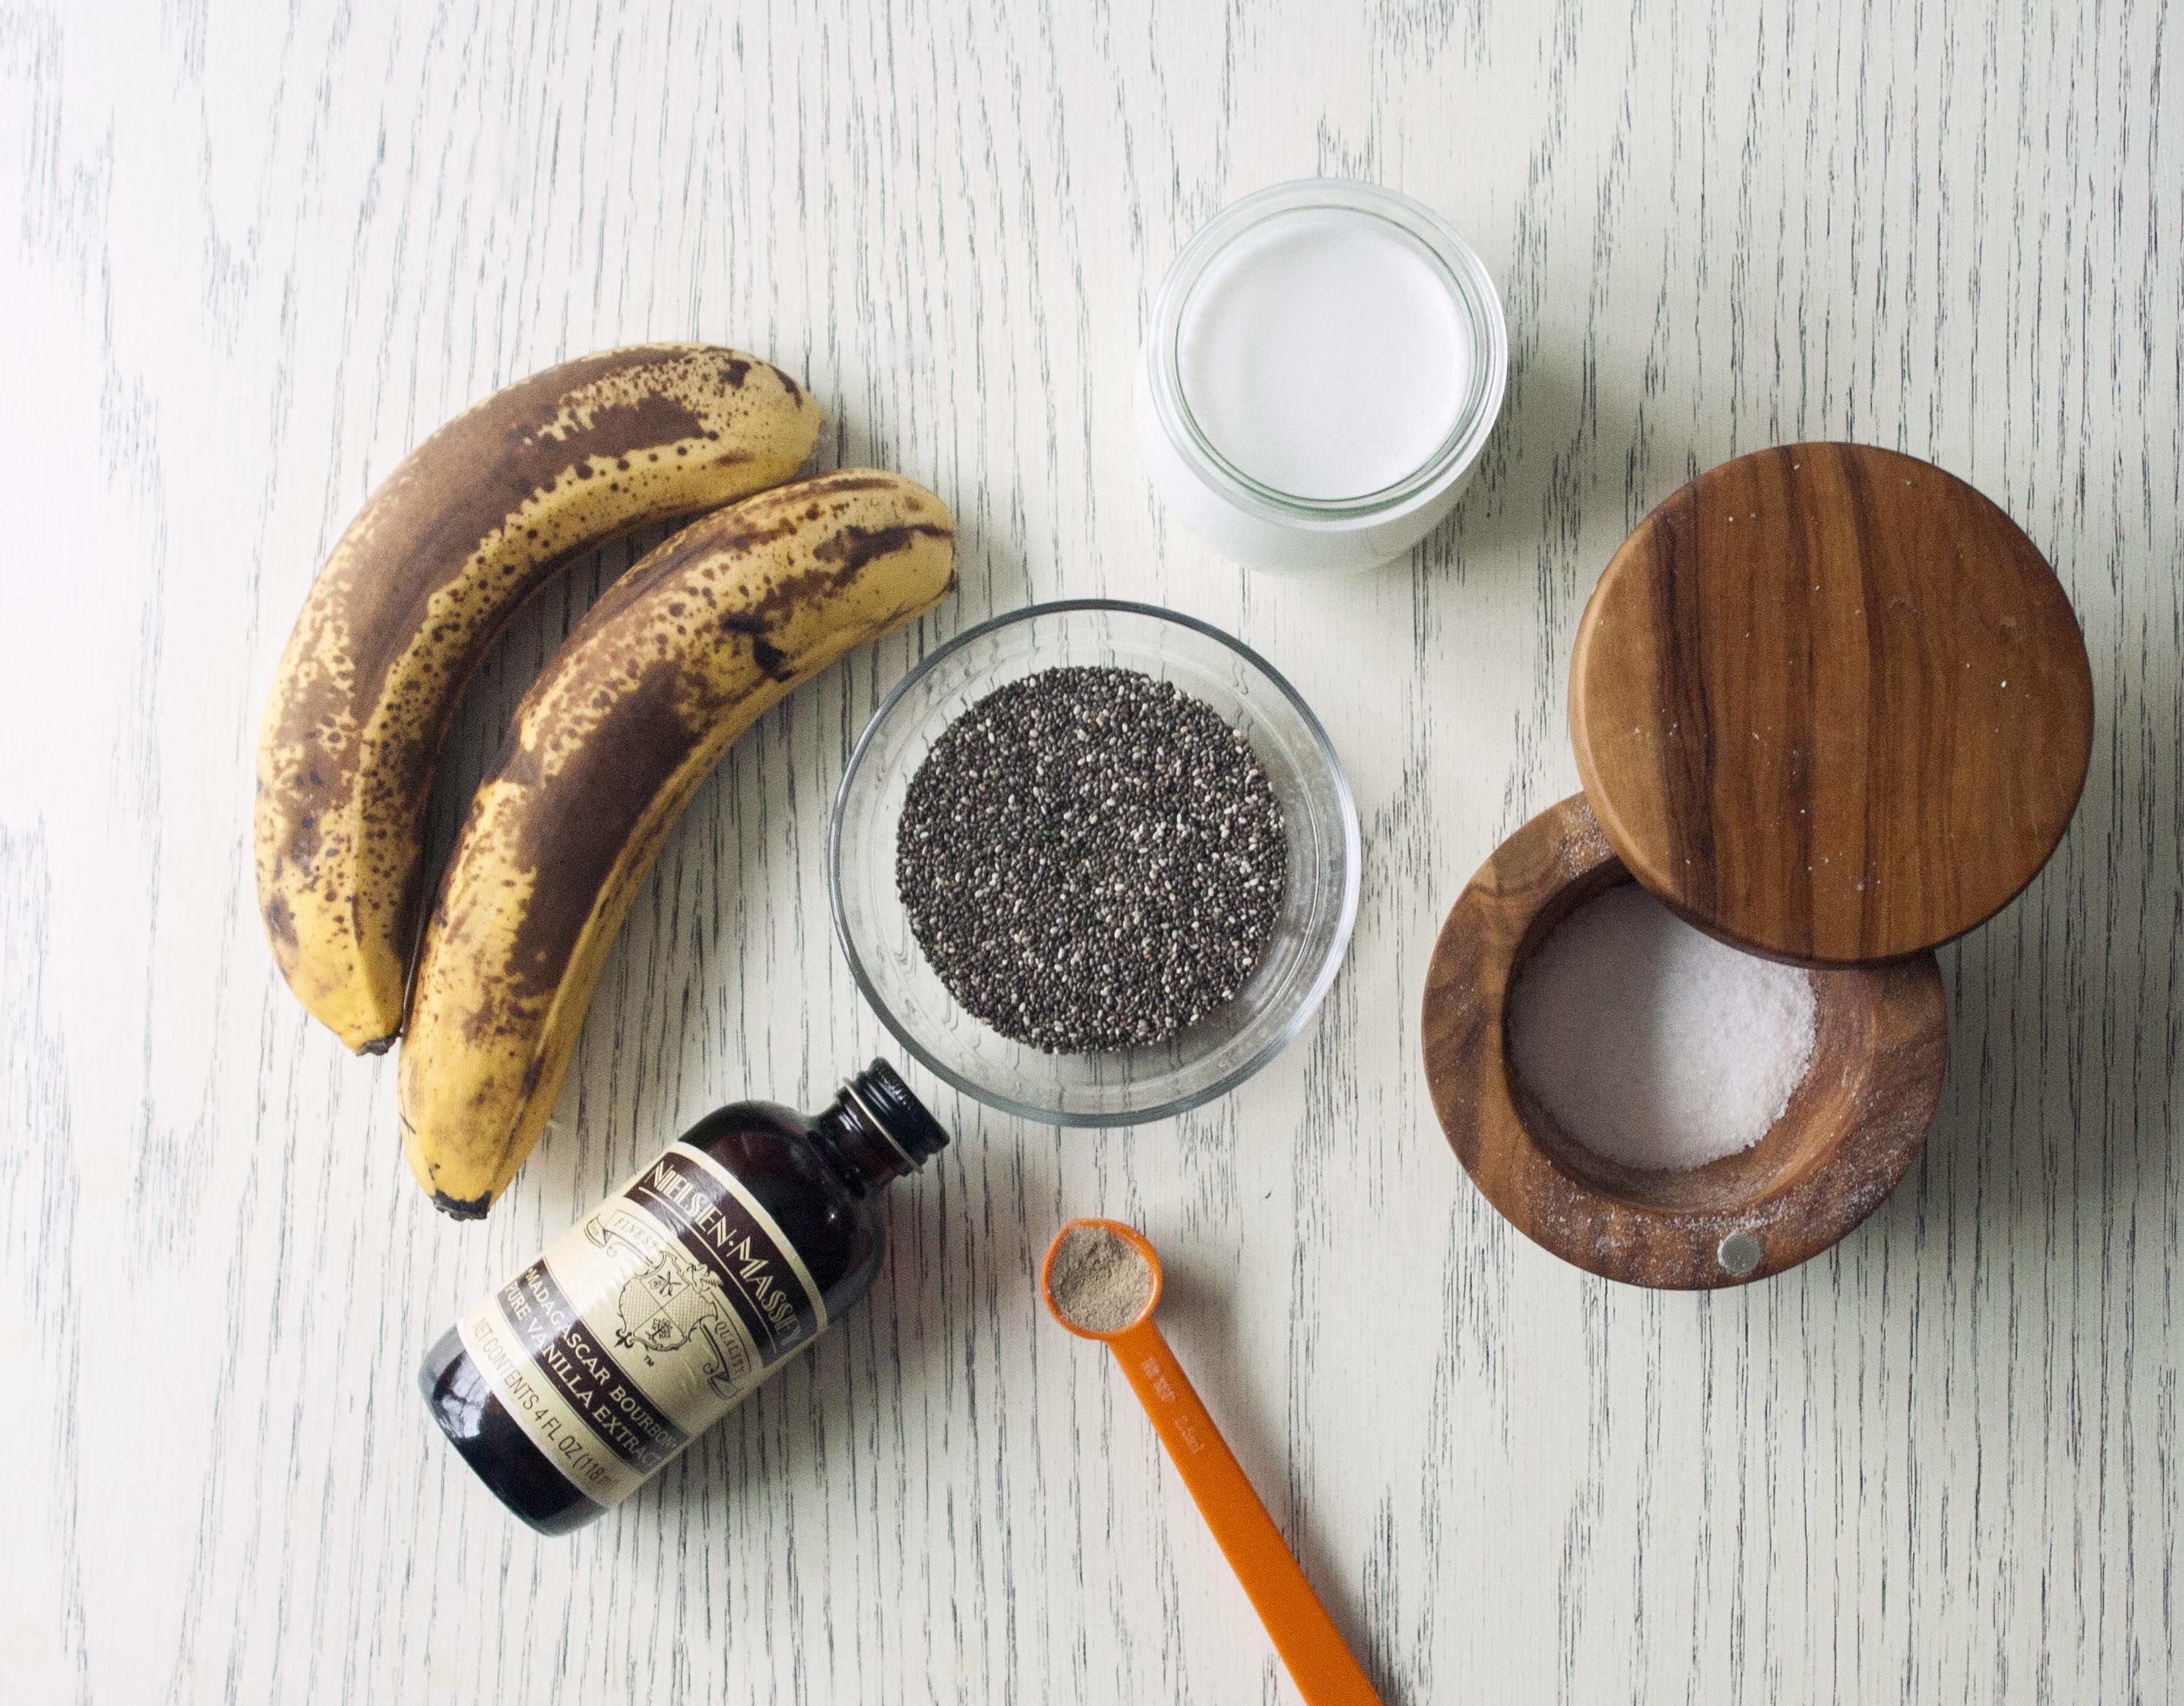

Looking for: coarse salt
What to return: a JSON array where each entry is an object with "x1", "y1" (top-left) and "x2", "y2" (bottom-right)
[{"x1": 1509, "y1": 884, "x2": 1818, "y2": 1172}]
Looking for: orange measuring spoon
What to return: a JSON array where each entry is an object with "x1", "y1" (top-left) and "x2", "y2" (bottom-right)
[{"x1": 1040, "y1": 1219, "x2": 1383, "y2": 1706}]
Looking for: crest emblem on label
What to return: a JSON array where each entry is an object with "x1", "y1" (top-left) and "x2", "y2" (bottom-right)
[{"x1": 588, "y1": 1207, "x2": 756, "y2": 1399}]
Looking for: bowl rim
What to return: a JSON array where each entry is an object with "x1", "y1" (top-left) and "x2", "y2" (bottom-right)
[
  {"x1": 1419, "y1": 792, "x2": 1949, "y2": 1289},
  {"x1": 828, "y1": 597, "x2": 1363, "y2": 1126}
]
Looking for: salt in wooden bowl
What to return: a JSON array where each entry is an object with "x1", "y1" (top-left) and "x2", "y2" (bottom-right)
[{"x1": 1420, "y1": 794, "x2": 1950, "y2": 1289}]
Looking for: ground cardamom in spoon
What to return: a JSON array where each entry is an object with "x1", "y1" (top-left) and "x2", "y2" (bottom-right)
[{"x1": 1046, "y1": 1225, "x2": 1154, "y2": 1334}]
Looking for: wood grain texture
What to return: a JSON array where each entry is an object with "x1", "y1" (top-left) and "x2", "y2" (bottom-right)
[
  {"x1": 1568, "y1": 443, "x2": 2095, "y2": 965},
  {"x1": 1420, "y1": 792, "x2": 1950, "y2": 1289},
  {"x1": 1, "y1": 1, "x2": 2177, "y2": 1702}
]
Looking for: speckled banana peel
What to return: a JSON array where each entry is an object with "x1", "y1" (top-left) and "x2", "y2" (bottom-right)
[
  {"x1": 397, "y1": 470, "x2": 957, "y2": 1218},
  {"x1": 255, "y1": 344, "x2": 821, "y2": 1053}
]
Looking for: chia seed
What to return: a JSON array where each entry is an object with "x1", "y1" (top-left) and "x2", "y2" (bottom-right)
[{"x1": 894, "y1": 665, "x2": 1289, "y2": 1053}]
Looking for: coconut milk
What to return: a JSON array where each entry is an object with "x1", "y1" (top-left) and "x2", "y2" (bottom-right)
[
  {"x1": 1138, "y1": 180, "x2": 1506, "y2": 574},
  {"x1": 1177, "y1": 207, "x2": 1471, "y2": 502}
]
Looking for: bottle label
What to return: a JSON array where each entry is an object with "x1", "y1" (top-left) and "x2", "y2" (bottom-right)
[{"x1": 456, "y1": 1141, "x2": 829, "y2": 1509}]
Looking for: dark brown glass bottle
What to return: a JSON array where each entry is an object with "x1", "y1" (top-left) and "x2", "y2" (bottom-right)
[{"x1": 420, "y1": 1059, "x2": 949, "y2": 1533}]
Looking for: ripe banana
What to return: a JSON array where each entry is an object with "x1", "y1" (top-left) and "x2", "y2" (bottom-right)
[
  {"x1": 255, "y1": 344, "x2": 821, "y2": 1053},
  {"x1": 398, "y1": 470, "x2": 957, "y2": 1217}
]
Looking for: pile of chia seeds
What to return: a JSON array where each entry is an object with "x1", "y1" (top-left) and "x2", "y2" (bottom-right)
[{"x1": 895, "y1": 665, "x2": 1288, "y2": 1052}]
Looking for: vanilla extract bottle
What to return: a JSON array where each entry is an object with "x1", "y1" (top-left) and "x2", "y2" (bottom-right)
[{"x1": 421, "y1": 1060, "x2": 950, "y2": 1533}]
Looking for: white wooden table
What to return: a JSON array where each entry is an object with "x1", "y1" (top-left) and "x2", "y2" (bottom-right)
[{"x1": 6, "y1": 2, "x2": 2178, "y2": 1700}]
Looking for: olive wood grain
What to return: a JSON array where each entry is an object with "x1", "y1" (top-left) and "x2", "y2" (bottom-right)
[
  {"x1": 1421, "y1": 795, "x2": 1950, "y2": 1289},
  {"x1": 1569, "y1": 443, "x2": 2093, "y2": 966}
]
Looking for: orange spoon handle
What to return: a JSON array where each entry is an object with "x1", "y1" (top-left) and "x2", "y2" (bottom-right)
[{"x1": 1108, "y1": 1320, "x2": 1382, "y2": 1706}]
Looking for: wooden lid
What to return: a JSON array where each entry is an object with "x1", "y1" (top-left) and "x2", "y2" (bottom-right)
[{"x1": 1569, "y1": 444, "x2": 2093, "y2": 965}]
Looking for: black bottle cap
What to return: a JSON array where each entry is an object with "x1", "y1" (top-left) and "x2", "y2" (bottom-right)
[{"x1": 846, "y1": 1059, "x2": 951, "y2": 1168}]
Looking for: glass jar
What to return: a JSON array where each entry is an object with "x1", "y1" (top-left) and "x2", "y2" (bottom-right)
[{"x1": 1136, "y1": 178, "x2": 1507, "y2": 575}]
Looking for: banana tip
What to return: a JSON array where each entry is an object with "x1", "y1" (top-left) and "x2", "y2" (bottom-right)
[{"x1": 432, "y1": 1188, "x2": 494, "y2": 1221}]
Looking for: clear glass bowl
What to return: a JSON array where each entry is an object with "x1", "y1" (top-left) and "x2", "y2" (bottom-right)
[{"x1": 829, "y1": 600, "x2": 1360, "y2": 1125}]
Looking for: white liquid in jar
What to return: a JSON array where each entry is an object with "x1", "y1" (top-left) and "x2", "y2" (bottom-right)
[{"x1": 1176, "y1": 207, "x2": 1471, "y2": 502}]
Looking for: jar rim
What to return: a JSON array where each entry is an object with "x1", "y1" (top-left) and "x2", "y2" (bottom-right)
[{"x1": 1143, "y1": 178, "x2": 1509, "y2": 524}]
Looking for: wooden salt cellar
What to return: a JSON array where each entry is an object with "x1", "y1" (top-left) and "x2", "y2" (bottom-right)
[
  {"x1": 1422, "y1": 794, "x2": 1947, "y2": 1288},
  {"x1": 1422, "y1": 445, "x2": 2094, "y2": 1288}
]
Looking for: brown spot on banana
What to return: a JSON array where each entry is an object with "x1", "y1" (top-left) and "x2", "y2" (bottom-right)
[
  {"x1": 397, "y1": 470, "x2": 957, "y2": 1217},
  {"x1": 253, "y1": 344, "x2": 821, "y2": 1052}
]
